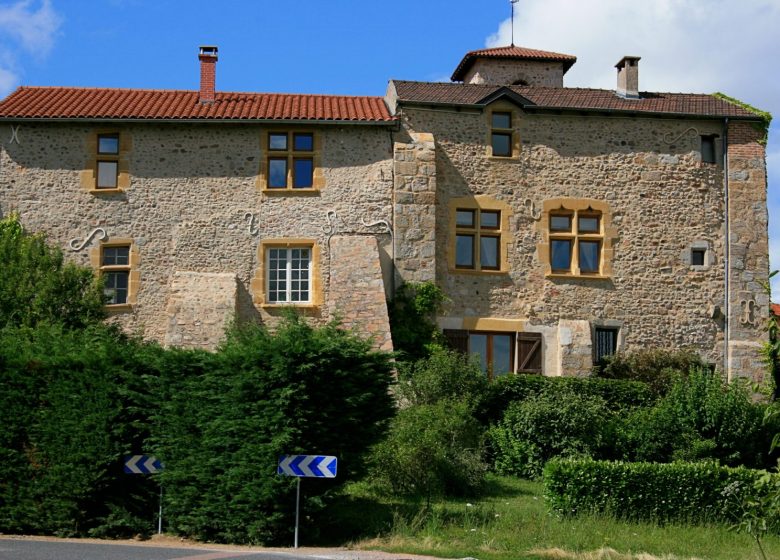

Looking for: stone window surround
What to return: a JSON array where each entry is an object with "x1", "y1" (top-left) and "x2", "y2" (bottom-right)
[
  {"x1": 256, "y1": 129, "x2": 324, "y2": 194},
  {"x1": 537, "y1": 198, "x2": 616, "y2": 280},
  {"x1": 485, "y1": 101, "x2": 522, "y2": 159},
  {"x1": 448, "y1": 195, "x2": 512, "y2": 275},
  {"x1": 681, "y1": 240, "x2": 714, "y2": 271},
  {"x1": 251, "y1": 238, "x2": 323, "y2": 307},
  {"x1": 82, "y1": 129, "x2": 131, "y2": 193},
  {"x1": 89, "y1": 237, "x2": 140, "y2": 313}
]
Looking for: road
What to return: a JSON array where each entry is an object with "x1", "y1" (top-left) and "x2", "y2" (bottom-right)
[{"x1": 0, "y1": 537, "x2": 442, "y2": 560}]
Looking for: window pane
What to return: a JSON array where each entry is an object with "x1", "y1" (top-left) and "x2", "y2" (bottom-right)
[
  {"x1": 492, "y1": 112, "x2": 511, "y2": 129},
  {"x1": 578, "y1": 216, "x2": 600, "y2": 233},
  {"x1": 98, "y1": 135, "x2": 119, "y2": 154},
  {"x1": 456, "y1": 234, "x2": 474, "y2": 268},
  {"x1": 104, "y1": 271, "x2": 129, "y2": 304},
  {"x1": 456, "y1": 210, "x2": 475, "y2": 227},
  {"x1": 269, "y1": 133, "x2": 287, "y2": 151},
  {"x1": 268, "y1": 158, "x2": 287, "y2": 188},
  {"x1": 469, "y1": 334, "x2": 488, "y2": 374},
  {"x1": 492, "y1": 334, "x2": 513, "y2": 377},
  {"x1": 492, "y1": 133, "x2": 511, "y2": 157},
  {"x1": 692, "y1": 249, "x2": 706, "y2": 266},
  {"x1": 97, "y1": 161, "x2": 118, "y2": 188},
  {"x1": 701, "y1": 136, "x2": 716, "y2": 163},
  {"x1": 293, "y1": 158, "x2": 313, "y2": 188},
  {"x1": 103, "y1": 246, "x2": 130, "y2": 266},
  {"x1": 550, "y1": 215, "x2": 571, "y2": 231},
  {"x1": 579, "y1": 240, "x2": 600, "y2": 273},
  {"x1": 480, "y1": 211, "x2": 499, "y2": 229},
  {"x1": 594, "y1": 328, "x2": 618, "y2": 364},
  {"x1": 293, "y1": 133, "x2": 313, "y2": 151},
  {"x1": 551, "y1": 240, "x2": 572, "y2": 271},
  {"x1": 480, "y1": 236, "x2": 499, "y2": 269}
]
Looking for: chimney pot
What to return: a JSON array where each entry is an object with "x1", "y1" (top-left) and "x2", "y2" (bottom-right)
[
  {"x1": 615, "y1": 55, "x2": 640, "y2": 99},
  {"x1": 199, "y1": 45, "x2": 218, "y2": 104}
]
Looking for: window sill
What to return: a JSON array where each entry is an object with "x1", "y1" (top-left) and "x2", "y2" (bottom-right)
[
  {"x1": 451, "y1": 268, "x2": 509, "y2": 276},
  {"x1": 487, "y1": 155, "x2": 521, "y2": 162},
  {"x1": 546, "y1": 273, "x2": 611, "y2": 280},
  {"x1": 106, "y1": 304, "x2": 133, "y2": 314},
  {"x1": 259, "y1": 302, "x2": 319, "y2": 309},
  {"x1": 89, "y1": 188, "x2": 125, "y2": 194},
  {"x1": 262, "y1": 188, "x2": 320, "y2": 196}
]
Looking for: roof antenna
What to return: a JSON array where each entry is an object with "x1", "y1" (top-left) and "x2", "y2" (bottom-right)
[{"x1": 510, "y1": 0, "x2": 519, "y2": 47}]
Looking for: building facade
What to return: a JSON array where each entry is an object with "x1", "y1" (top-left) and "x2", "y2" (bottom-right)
[{"x1": 0, "y1": 45, "x2": 771, "y2": 381}]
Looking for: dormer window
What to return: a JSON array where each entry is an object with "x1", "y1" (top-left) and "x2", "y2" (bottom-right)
[{"x1": 491, "y1": 112, "x2": 512, "y2": 157}]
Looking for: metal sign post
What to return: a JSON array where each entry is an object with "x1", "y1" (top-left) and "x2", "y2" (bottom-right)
[
  {"x1": 124, "y1": 455, "x2": 164, "y2": 534},
  {"x1": 278, "y1": 454, "x2": 338, "y2": 549}
]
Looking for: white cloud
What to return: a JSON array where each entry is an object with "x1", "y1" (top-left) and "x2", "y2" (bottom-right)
[{"x1": 0, "y1": 0, "x2": 62, "y2": 96}]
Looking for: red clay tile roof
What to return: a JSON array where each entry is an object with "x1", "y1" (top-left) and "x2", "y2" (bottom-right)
[
  {"x1": 772, "y1": 303, "x2": 780, "y2": 318},
  {"x1": 452, "y1": 46, "x2": 577, "y2": 81},
  {"x1": 0, "y1": 87, "x2": 395, "y2": 123},
  {"x1": 391, "y1": 81, "x2": 762, "y2": 119}
]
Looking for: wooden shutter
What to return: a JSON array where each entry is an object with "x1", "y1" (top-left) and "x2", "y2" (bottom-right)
[
  {"x1": 443, "y1": 329, "x2": 469, "y2": 354},
  {"x1": 517, "y1": 332, "x2": 542, "y2": 374}
]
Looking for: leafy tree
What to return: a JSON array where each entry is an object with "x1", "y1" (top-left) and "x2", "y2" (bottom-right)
[{"x1": 0, "y1": 214, "x2": 105, "y2": 329}]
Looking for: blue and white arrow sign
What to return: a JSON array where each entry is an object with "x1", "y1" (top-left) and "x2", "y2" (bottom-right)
[
  {"x1": 278, "y1": 455, "x2": 337, "y2": 478},
  {"x1": 124, "y1": 455, "x2": 163, "y2": 474}
]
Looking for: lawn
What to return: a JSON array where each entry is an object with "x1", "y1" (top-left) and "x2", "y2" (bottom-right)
[{"x1": 322, "y1": 475, "x2": 780, "y2": 560}]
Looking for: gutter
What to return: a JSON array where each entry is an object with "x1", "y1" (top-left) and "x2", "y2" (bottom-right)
[{"x1": 0, "y1": 117, "x2": 400, "y2": 128}]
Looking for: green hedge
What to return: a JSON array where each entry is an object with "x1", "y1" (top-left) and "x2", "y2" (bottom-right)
[
  {"x1": 478, "y1": 374, "x2": 654, "y2": 424},
  {"x1": 544, "y1": 458, "x2": 774, "y2": 526}
]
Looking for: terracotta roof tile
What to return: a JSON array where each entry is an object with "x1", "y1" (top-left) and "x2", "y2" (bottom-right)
[
  {"x1": 392, "y1": 80, "x2": 762, "y2": 119},
  {"x1": 0, "y1": 87, "x2": 396, "y2": 123},
  {"x1": 452, "y1": 45, "x2": 577, "y2": 81},
  {"x1": 771, "y1": 303, "x2": 780, "y2": 318}
]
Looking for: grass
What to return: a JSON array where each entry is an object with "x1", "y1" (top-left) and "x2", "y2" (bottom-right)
[{"x1": 320, "y1": 475, "x2": 780, "y2": 560}]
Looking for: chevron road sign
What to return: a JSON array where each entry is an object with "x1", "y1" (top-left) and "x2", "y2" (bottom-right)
[
  {"x1": 277, "y1": 454, "x2": 337, "y2": 478},
  {"x1": 124, "y1": 455, "x2": 163, "y2": 475}
]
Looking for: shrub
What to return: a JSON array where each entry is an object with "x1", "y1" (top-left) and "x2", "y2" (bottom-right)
[
  {"x1": 618, "y1": 368, "x2": 775, "y2": 468},
  {"x1": 395, "y1": 345, "x2": 488, "y2": 409},
  {"x1": 388, "y1": 282, "x2": 446, "y2": 361},
  {"x1": 477, "y1": 374, "x2": 653, "y2": 425},
  {"x1": 488, "y1": 388, "x2": 610, "y2": 478},
  {"x1": 0, "y1": 213, "x2": 105, "y2": 330},
  {"x1": 155, "y1": 315, "x2": 395, "y2": 544},
  {"x1": 369, "y1": 400, "x2": 486, "y2": 501},
  {"x1": 544, "y1": 458, "x2": 776, "y2": 527},
  {"x1": 596, "y1": 347, "x2": 708, "y2": 396}
]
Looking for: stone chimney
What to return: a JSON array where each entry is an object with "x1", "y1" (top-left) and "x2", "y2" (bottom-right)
[
  {"x1": 615, "y1": 56, "x2": 640, "y2": 99},
  {"x1": 198, "y1": 46, "x2": 218, "y2": 104}
]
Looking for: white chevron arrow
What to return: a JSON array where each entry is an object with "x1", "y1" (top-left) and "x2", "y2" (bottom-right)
[
  {"x1": 143, "y1": 456, "x2": 160, "y2": 473},
  {"x1": 300, "y1": 455, "x2": 316, "y2": 477},
  {"x1": 125, "y1": 455, "x2": 143, "y2": 474}
]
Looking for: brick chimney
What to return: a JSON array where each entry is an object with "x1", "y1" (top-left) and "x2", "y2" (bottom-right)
[
  {"x1": 615, "y1": 56, "x2": 640, "y2": 99},
  {"x1": 198, "y1": 46, "x2": 218, "y2": 104}
]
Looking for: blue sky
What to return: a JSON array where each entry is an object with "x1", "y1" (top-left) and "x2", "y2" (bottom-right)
[{"x1": 0, "y1": 0, "x2": 777, "y2": 297}]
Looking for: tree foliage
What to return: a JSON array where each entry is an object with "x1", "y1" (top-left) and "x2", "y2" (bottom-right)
[
  {"x1": 0, "y1": 214, "x2": 105, "y2": 329},
  {"x1": 388, "y1": 281, "x2": 446, "y2": 361}
]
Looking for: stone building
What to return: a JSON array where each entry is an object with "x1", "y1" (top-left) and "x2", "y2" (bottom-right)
[{"x1": 0, "y1": 45, "x2": 771, "y2": 381}]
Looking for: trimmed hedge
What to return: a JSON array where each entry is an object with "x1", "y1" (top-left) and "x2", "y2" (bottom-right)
[
  {"x1": 544, "y1": 458, "x2": 775, "y2": 527},
  {"x1": 478, "y1": 374, "x2": 654, "y2": 424}
]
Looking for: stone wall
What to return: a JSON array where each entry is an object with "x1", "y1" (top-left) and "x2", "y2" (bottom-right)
[
  {"x1": 328, "y1": 235, "x2": 393, "y2": 352},
  {"x1": 397, "y1": 104, "x2": 767, "y2": 380},
  {"x1": 0, "y1": 122, "x2": 394, "y2": 349},
  {"x1": 462, "y1": 59, "x2": 565, "y2": 87},
  {"x1": 166, "y1": 272, "x2": 237, "y2": 348}
]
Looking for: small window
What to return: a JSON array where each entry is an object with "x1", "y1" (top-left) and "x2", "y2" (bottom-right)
[
  {"x1": 550, "y1": 214, "x2": 572, "y2": 232},
  {"x1": 491, "y1": 111, "x2": 513, "y2": 157},
  {"x1": 468, "y1": 332, "x2": 514, "y2": 379},
  {"x1": 701, "y1": 135, "x2": 717, "y2": 164},
  {"x1": 101, "y1": 245, "x2": 131, "y2": 305},
  {"x1": 265, "y1": 131, "x2": 316, "y2": 190},
  {"x1": 454, "y1": 207, "x2": 503, "y2": 271},
  {"x1": 96, "y1": 133, "x2": 120, "y2": 189},
  {"x1": 594, "y1": 327, "x2": 619, "y2": 366},
  {"x1": 691, "y1": 248, "x2": 706, "y2": 266}
]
